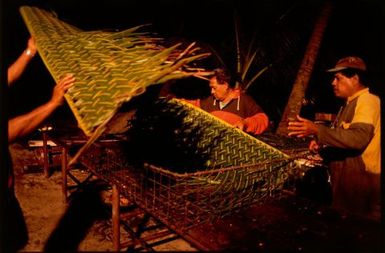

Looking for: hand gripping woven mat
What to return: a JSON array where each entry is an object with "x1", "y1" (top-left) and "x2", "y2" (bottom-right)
[
  {"x1": 20, "y1": 6, "x2": 209, "y2": 137},
  {"x1": 19, "y1": 5, "x2": 306, "y2": 185}
]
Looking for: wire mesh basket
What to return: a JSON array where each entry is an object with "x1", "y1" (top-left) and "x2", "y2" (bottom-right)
[
  {"x1": 75, "y1": 98, "x2": 309, "y2": 231},
  {"x1": 79, "y1": 141, "x2": 302, "y2": 231}
]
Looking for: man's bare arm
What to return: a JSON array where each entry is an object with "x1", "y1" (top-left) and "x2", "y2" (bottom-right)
[{"x1": 8, "y1": 74, "x2": 75, "y2": 143}]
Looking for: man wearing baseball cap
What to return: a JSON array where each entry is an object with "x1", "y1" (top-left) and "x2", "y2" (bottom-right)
[
  {"x1": 326, "y1": 56, "x2": 367, "y2": 72},
  {"x1": 288, "y1": 56, "x2": 381, "y2": 221}
]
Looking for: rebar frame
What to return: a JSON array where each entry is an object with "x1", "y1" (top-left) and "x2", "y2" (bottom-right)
[{"x1": 79, "y1": 142, "x2": 303, "y2": 232}]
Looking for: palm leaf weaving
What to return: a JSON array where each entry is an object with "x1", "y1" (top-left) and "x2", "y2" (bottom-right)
[
  {"x1": 125, "y1": 97, "x2": 305, "y2": 191},
  {"x1": 78, "y1": 98, "x2": 307, "y2": 225},
  {"x1": 20, "y1": 7, "x2": 308, "y2": 221},
  {"x1": 20, "y1": 6, "x2": 209, "y2": 137}
]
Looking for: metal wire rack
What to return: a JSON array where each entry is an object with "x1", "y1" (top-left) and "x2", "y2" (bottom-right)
[{"x1": 78, "y1": 141, "x2": 304, "y2": 232}]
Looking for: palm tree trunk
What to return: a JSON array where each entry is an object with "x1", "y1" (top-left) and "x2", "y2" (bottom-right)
[{"x1": 276, "y1": 1, "x2": 333, "y2": 136}]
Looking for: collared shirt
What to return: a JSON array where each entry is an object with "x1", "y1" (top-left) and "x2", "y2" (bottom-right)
[
  {"x1": 199, "y1": 93, "x2": 269, "y2": 135},
  {"x1": 318, "y1": 88, "x2": 381, "y2": 174}
]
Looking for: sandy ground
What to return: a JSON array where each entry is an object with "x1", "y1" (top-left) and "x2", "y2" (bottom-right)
[
  {"x1": 10, "y1": 142, "x2": 197, "y2": 252},
  {"x1": 9, "y1": 141, "x2": 385, "y2": 252}
]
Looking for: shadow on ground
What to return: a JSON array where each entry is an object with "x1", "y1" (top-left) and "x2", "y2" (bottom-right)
[{"x1": 44, "y1": 180, "x2": 109, "y2": 252}]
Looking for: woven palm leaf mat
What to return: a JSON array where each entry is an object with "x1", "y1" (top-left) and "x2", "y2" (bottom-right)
[
  {"x1": 123, "y1": 97, "x2": 308, "y2": 193},
  {"x1": 20, "y1": 6, "x2": 209, "y2": 138},
  {"x1": 77, "y1": 97, "x2": 310, "y2": 226}
]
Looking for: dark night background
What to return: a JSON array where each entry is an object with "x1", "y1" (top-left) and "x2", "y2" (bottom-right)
[
  {"x1": 2, "y1": 0, "x2": 384, "y2": 129},
  {"x1": 1, "y1": 0, "x2": 385, "y2": 249}
]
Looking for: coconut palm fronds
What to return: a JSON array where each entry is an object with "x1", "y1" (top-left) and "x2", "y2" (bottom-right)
[
  {"x1": 20, "y1": 6, "x2": 210, "y2": 136},
  {"x1": 125, "y1": 97, "x2": 291, "y2": 172}
]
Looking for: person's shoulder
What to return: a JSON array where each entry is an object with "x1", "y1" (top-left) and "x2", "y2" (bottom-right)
[
  {"x1": 200, "y1": 95, "x2": 214, "y2": 105},
  {"x1": 240, "y1": 92, "x2": 258, "y2": 104},
  {"x1": 358, "y1": 91, "x2": 380, "y2": 109},
  {"x1": 239, "y1": 91, "x2": 252, "y2": 99},
  {"x1": 361, "y1": 91, "x2": 380, "y2": 102}
]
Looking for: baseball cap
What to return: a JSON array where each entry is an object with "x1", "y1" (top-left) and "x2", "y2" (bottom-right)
[{"x1": 326, "y1": 56, "x2": 367, "y2": 72}]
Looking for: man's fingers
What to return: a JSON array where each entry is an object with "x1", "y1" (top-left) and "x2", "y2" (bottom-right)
[
  {"x1": 60, "y1": 73, "x2": 74, "y2": 81},
  {"x1": 62, "y1": 83, "x2": 74, "y2": 92},
  {"x1": 57, "y1": 74, "x2": 75, "y2": 87},
  {"x1": 297, "y1": 115, "x2": 310, "y2": 122},
  {"x1": 288, "y1": 130, "x2": 303, "y2": 136},
  {"x1": 288, "y1": 122, "x2": 303, "y2": 127},
  {"x1": 287, "y1": 125, "x2": 304, "y2": 132}
]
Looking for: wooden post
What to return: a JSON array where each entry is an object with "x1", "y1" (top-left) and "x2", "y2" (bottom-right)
[
  {"x1": 61, "y1": 146, "x2": 68, "y2": 203},
  {"x1": 42, "y1": 130, "x2": 50, "y2": 177},
  {"x1": 112, "y1": 184, "x2": 120, "y2": 251}
]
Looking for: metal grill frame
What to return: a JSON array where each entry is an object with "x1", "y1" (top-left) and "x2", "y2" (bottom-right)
[{"x1": 79, "y1": 142, "x2": 303, "y2": 232}]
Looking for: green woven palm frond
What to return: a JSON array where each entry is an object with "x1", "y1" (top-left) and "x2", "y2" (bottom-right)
[
  {"x1": 121, "y1": 97, "x2": 307, "y2": 218},
  {"x1": 127, "y1": 97, "x2": 290, "y2": 167},
  {"x1": 20, "y1": 6, "x2": 210, "y2": 137},
  {"x1": 73, "y1": 96, "x2": 310, "y2": 226},
  {"x1": 126, "y1": 97, "x2": 302, "y2": 179},
  {"x1": 175, "y1": 99, "x2": 288, "y2": 167}
]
